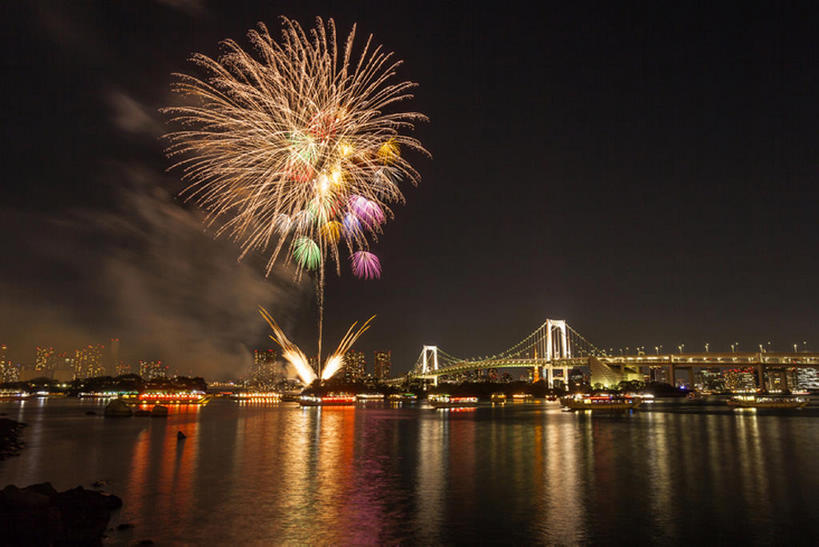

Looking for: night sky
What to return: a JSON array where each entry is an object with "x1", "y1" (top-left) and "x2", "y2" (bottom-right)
[{"x1": 1, "y1": 1, "x2": 817, "y2": 376}]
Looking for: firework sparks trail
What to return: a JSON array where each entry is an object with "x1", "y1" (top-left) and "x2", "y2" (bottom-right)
[
  {"x1": 163, "y1": 17, "x2": 426, "y2": 372},
  {"x1": 260, "y1": 307, "x2": 374, "y2": 384}
]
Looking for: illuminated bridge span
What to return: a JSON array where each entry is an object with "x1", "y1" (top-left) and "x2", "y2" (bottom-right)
[{"x1": 388, "y1": 319, "x2": 819, "y2": 388}]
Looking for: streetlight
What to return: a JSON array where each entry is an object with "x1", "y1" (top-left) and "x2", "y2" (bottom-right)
[
  {"x1": 731, "y1": 343, "x2": 736, "y2": 353},
  {"x1": 654, "y1": 346, "x2": 659, "y2": 355},
  {"x1": 678, "y1": 344, "x2": 685, "y2": 354},
  {"x1": 793, "y1": 343, "x2": 798, "y2": 352},
  {"x1": 705, "y1": 342, "x2": 710, "y2": 353}
]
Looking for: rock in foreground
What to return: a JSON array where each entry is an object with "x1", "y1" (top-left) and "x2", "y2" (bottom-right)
[{"x1": 0, "y1": 482, "x2": 122, "y2": 545}]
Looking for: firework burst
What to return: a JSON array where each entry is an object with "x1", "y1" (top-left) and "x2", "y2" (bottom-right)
[{"x1": 162, "y1": 16, "x2": 427, "y2": 279}]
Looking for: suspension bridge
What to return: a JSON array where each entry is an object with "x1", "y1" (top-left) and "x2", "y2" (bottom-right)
[{"x1": 386, "y1": 319, "x2": 819, "y2": 389}]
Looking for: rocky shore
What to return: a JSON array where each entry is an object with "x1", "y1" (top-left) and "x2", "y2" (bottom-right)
[{"x1": 0, "y1": 482, "x2": 122, "y2": 545}]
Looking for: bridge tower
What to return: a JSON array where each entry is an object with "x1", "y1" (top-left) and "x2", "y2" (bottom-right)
[
  {"x1": 421, "y1": 345, "x2": 439, "y2": 386},
  {"x1": 545, "y1": 319, "x2": 571, "y2": 388}
]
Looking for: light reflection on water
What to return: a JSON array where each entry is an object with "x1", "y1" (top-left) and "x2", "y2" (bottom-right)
[{"x1": 0, "y1": 399, "x2": 817, "y2": 544}]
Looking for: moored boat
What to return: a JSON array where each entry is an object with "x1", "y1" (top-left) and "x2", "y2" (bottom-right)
[
  {"x1": 428, "y1": 394, "x2": 478, "y2": 409},
  {"x1": 490, "y1": 392, "x2": 507, "y2": 403},
  {"x1": 727, "y1": 395, "x2": 808, "y2": 409},
  {"x1": 299, "y1": 394, "x2": 356, "y2": 406},
  {"x1": 561, "y1": 394, "x2": 642, "y2": 411},
  {"x1": 123, "y1": 390, "x2": 210, "y2": 405},
  {"x1": 356, "y1": 393, "x2": 385, "y2": 402}
]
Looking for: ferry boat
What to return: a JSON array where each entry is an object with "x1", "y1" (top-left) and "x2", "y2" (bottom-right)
[
  {"x1": 299, "y1": 393, "x2": 356, "y2": 406},
  {"x1": 388, "y1": 393, "x2": 418, "y2": 402},
  {"x1": 561, "y1": 394, "x2": 642, "y2": 411},
  {"x1": 124, "y1": 390, "x2": 211, "y2": 405},
  {"x1": 428, "y1": 394, "x2": 479, "y2": 409},
  {"x1": 490, "y1": 392, "x2": 507, "y2": 403},
  {"x1": 356, "y1": 393, "x2": 385, "y2": 402},
  {"x1": 511, "y1": 393, "x2": 534, "y2": 402},
  {"x1": 727, "y1": 395, "x2": 808, "y2": 409},
  {"x1": 231, "y1": 392, "x2": 281, "y2": 402}
]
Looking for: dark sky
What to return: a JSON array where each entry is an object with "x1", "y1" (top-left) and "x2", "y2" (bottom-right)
[{"x1": 1, "y1": 1, "x2": 817, "y2": 375}]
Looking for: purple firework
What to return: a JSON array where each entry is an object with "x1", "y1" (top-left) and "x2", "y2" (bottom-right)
[
  {"x1": 348, "y1": 196, "x2": 385, "y2": 227},
  {"x1": 350, "y1": 251, "x2": 381, "y2": 279}
]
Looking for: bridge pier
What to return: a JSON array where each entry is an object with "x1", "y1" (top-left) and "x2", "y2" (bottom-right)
[
  {"x1": 756, "y1": 363, "x2": 765, "y2": 391},
  {"x1": 669, "y1": 361, "x2": 676, "y2": 387}
]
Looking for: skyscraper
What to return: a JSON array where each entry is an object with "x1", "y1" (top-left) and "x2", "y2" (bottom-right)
[
  {"x1": 0, "y1": 345, "x2": 20, "y2": 383},
  {"x1": 108, "y1": 338, "x2": 120, "y2": 376},
  {"x1": 342, "y1": 351, "x2": 366, "y2": 382},
  {"x1": 73, "y1": 345, "x2": 105, "y2": 380},
  {"x1": 251, "y1": 349, "x2": 278, "y2": 387},
  {"x1": 34, "y1": 346, "x2": 57, "y2": 377},
  {"x1": 374, "y1": 350, "x2": 391, "y2": 381}
]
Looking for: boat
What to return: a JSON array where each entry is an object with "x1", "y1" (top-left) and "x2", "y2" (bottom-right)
[
  {"x1": 231, "y1": 392, "x2": 281, "y2": 402},
  {"x1": 727, "y1": 395, "x2": 808, "y2": 409},
  {"x1": 490, "y1": 392, "x2": 507, "y2": 403},
  {"x1": 561, "y1": 394, "x2": 642, "y2": 411},
  {"x1": 511, "y1": 393, "x2": 533, "y2": 402},
  {"x1": 356, "y1": 393, "x2": 385, "y2": 402},
  {"x1": 299, "y1": 394, "x2": 356, "y2": 406},
  {"x1": 388, "y1": 393, "x2": 418, "y2": 402},
  {"x1": 123, "y1": 390, "x2": 210, "y2": 405},
  {"x1": 428, "y1": 394, "x2": 479, "y2": 409}
]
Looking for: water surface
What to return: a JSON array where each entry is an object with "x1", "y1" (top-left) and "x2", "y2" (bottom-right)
[{"x1": 1, "y1": 398, "x2": 817, "y2": 544}]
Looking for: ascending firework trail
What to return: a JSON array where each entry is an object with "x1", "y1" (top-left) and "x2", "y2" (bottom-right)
[{"x1": 162, "y1": 16, "x2": 427, "y2": 382}]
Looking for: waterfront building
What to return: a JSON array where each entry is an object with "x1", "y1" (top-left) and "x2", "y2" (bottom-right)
[
  {"x1": 725, "y1": 368, "x2": 757, "y2": 393},
  {"x1": 698, "y1": 369, "x2": 725, "y2": 392},
  {"x1": 373, "y1": 350, "x2": 391, "y2": 381},
  {"x1": 795, "y1": 367, "x2": 819, "y2": 390},
  {"x1": 343, "y1": 351, "x2": 366, "y2": 382},
  {"x1": 139, "y1": 360, "x2": 168, "y2": 380}
]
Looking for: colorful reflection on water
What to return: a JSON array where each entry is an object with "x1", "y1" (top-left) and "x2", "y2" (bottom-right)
[{"x1": 0, "y1": 399, "x2": 818, "y2": 544}]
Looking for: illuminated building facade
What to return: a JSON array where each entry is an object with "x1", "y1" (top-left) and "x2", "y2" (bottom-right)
[
  {"x1": 343, "y1": 351, "x2": 366, "y2": 382},
  {"x1": 73, "y1": 344, "x2": 105, "y2": 380},
  {"x1": 139, "y1": 360, "x2": 168, "y2": 380},
  {"x1": 251, "y1": 349, "x2": 278, "y2": 387},
  {"x1": 698, "y1": 369, "x2": 726, "y2": 392},
  {"x1": 725, "y1": 368, "x2": 757, "y2": 393},
  {"x1": 0, "y1": 345, "x2": 20, "y2": 383},
  {"x1": 373, "y1": 350, "x2": 391, "y2": 381},
  {"x1": 34, "y1": 346, "x2": 57, "y2": 377},
  {"x1": 115, "y1": 361, "x2": 131, "y2": 375},
  {"x1": 795, "y1": 367, "x2": 819, "y2": 390}
]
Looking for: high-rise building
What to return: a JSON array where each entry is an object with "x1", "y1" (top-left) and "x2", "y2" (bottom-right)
[
  {"x1": 251, "y1": 349, "x2": 278, "y2": 387},
  {"x1": 0, "y1": 345, "x2": 20, "y2": 383},
  {"x1": 34, "y1": 346, "x2": 57, "y2": 377},
  {"x1": 115, "y1": 361, "x2": 132, "y2": 376},
  {"x1": 108, "y1": 338, "x2": 120, "y2": 376},
  {"x1": 342, "y1": 351, "x2": 366, "y2": 382},
  {"x1": 139, "y1": 360, "x2": 167, "y2": 380},
  {"x1": 73, "y1": 345, "x2": 105, "y2": 380},
  {"x1": 373, "y1": 350, "x2": 391, "y2": 381}
]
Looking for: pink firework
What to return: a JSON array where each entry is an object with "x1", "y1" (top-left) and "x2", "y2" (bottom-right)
[
  {"x1": 351, "y1": 251, "x2": 382, "y2": 279},
  {"x1": 349, "y1": 196, "x2": 385, "y2": 227}
]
